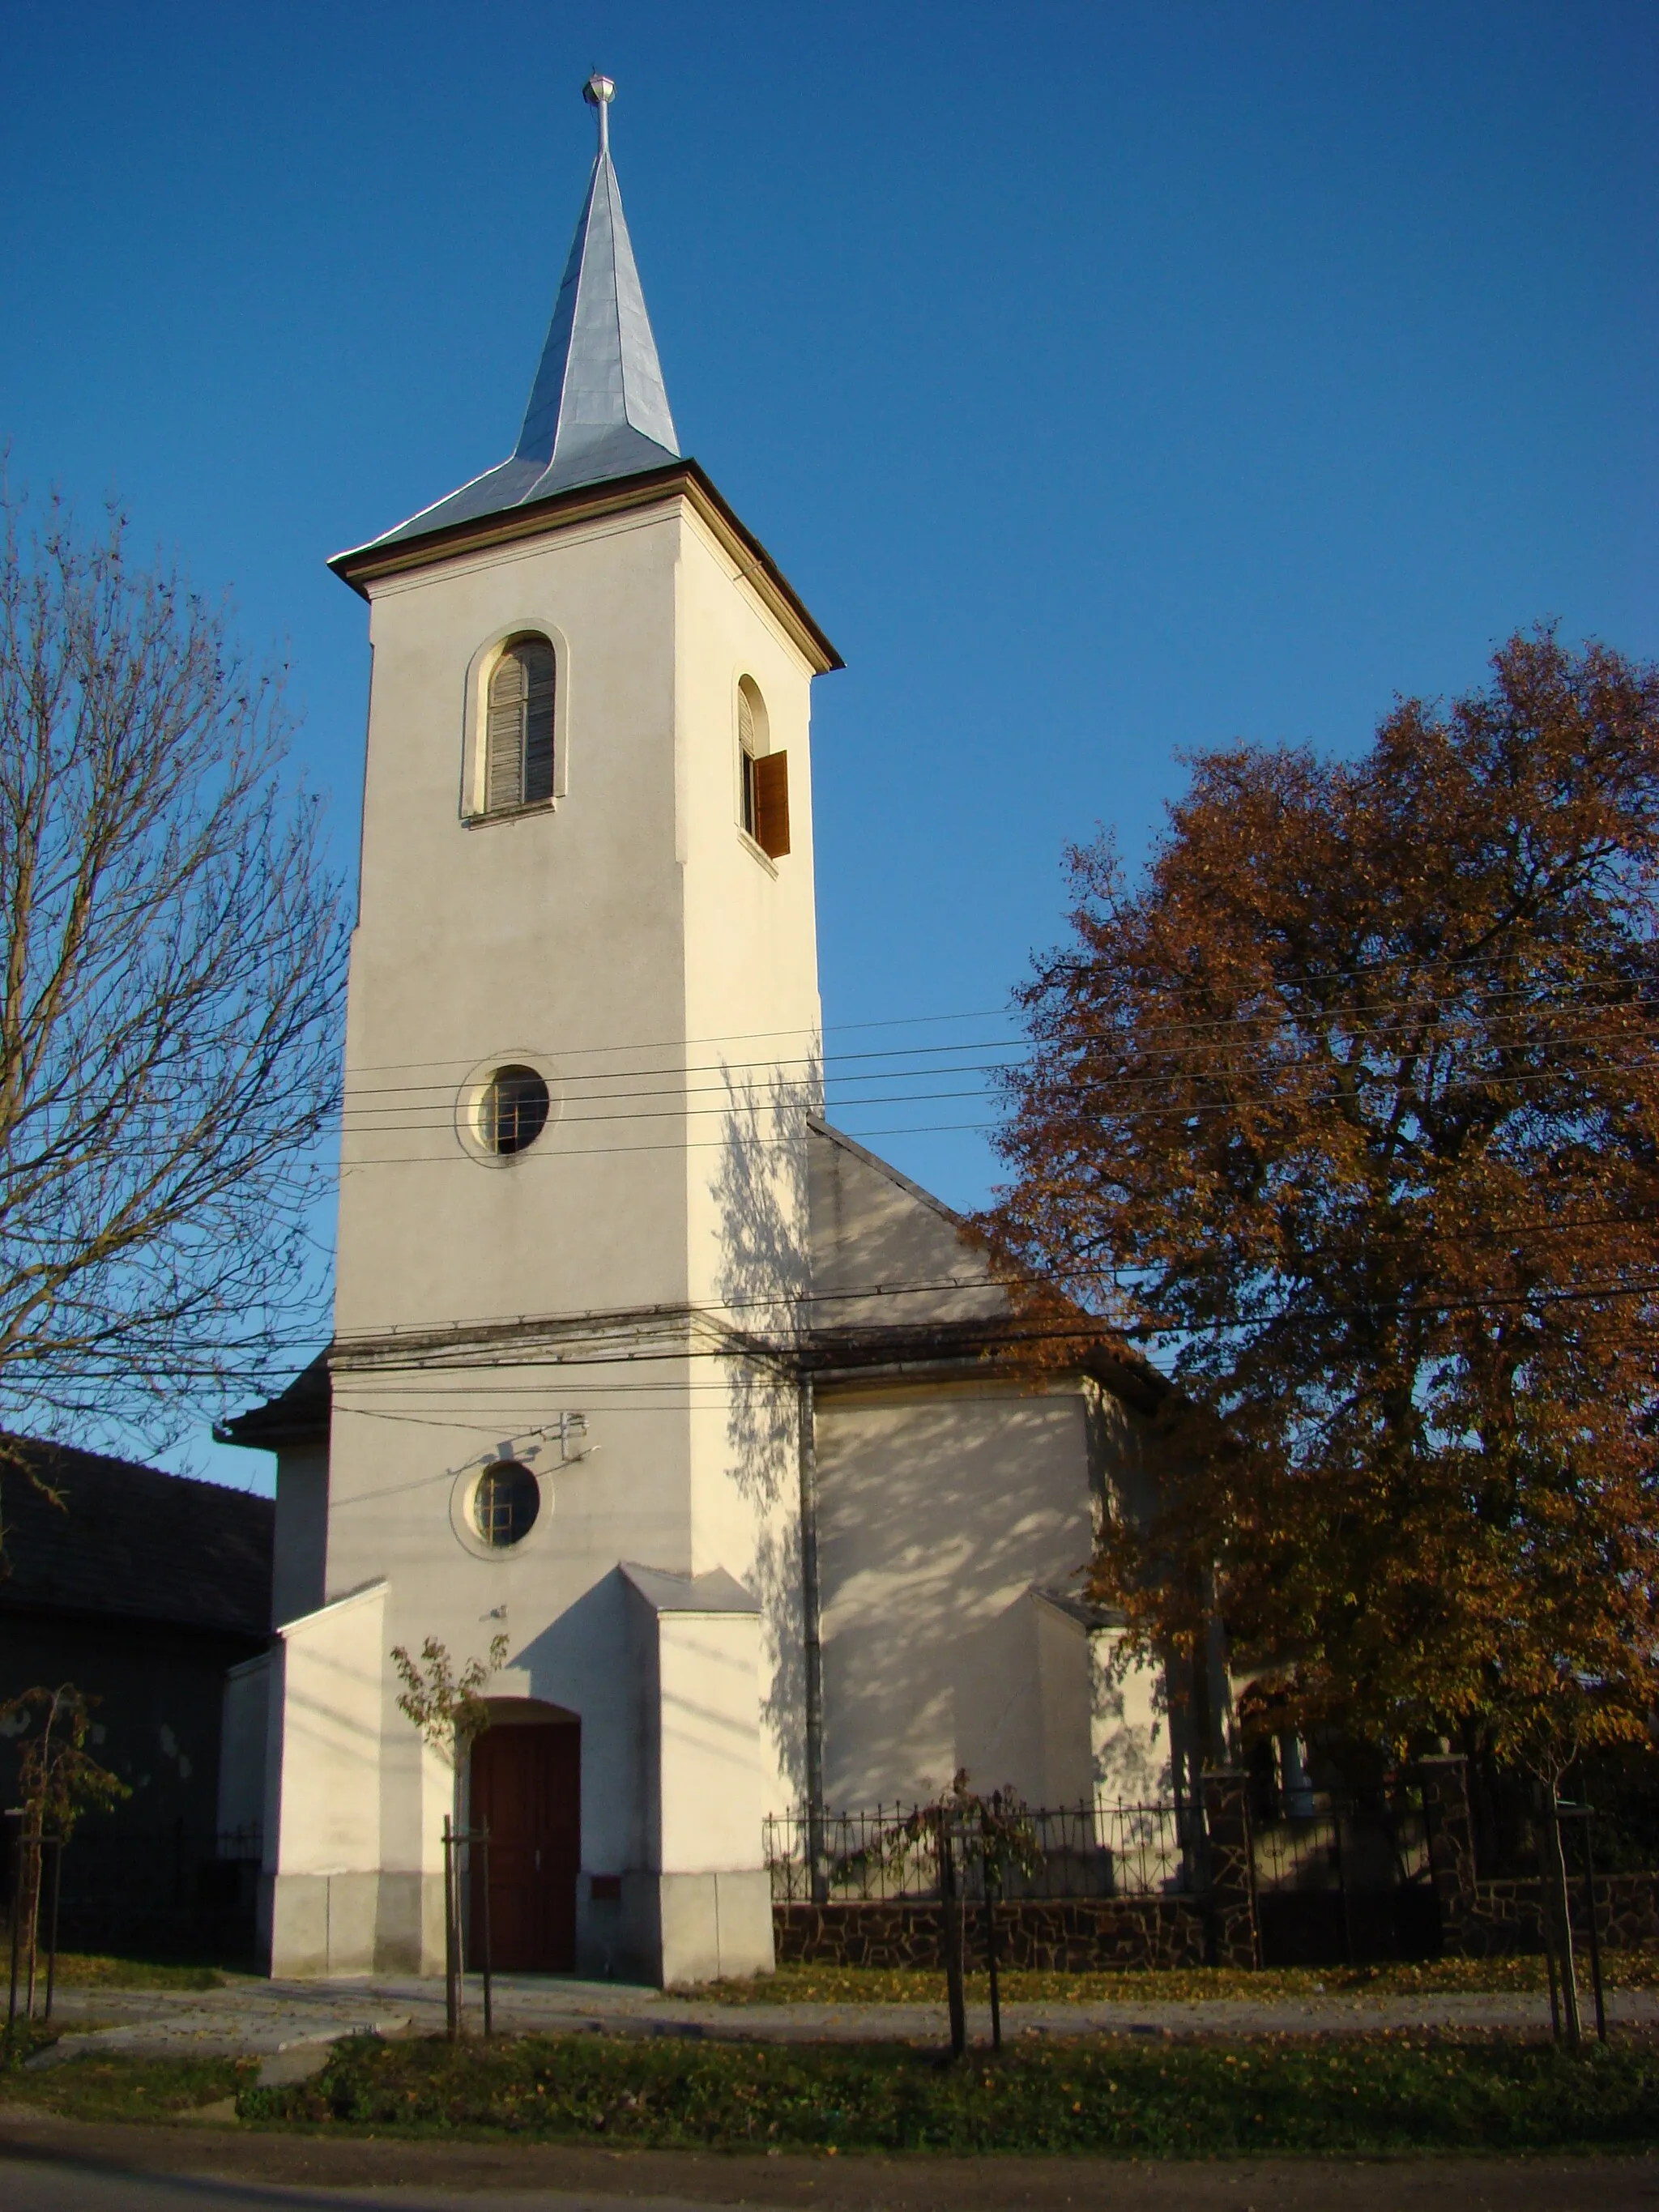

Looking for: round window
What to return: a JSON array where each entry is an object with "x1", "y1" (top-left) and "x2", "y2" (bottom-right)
[
  {"x1": 472, "y1": 1460, "x2": 541, "y2": 1549},
  {"x1": 479, "y1": 1065, "x2": 550, "y2": 1156}
]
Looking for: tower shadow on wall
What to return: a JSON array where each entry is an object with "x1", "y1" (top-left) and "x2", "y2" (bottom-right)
[{"x1": 708, "y1": 1053, "x2": 821, "y2": 1810}]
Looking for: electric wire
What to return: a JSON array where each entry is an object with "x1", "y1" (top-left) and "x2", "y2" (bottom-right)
[{"x1": 331, "y1": 947, "x2": 1659, "y2": 1080}]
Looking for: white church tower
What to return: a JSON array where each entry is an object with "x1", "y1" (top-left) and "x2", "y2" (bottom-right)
[{"x1": 253, "y1": 77, "x2": 840, "y2": 1985}]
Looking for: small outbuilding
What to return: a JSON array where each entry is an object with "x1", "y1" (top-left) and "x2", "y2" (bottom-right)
[{"x1": 0, "y1": 1439, "x2": 272, "y2": 1956}]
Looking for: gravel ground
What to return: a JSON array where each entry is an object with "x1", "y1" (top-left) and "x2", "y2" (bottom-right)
[{"x1": 23, "y1": 1971, "x2": 1659, "y2": 2062}]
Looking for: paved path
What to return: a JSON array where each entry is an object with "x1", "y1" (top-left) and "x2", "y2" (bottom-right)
[
  {"x1": 2, "y1": 2112, "x2": 1657, "y2": 2210},
  {"x1": 26, "y1": 1972, "x2": 1659, "y2": 2065}
]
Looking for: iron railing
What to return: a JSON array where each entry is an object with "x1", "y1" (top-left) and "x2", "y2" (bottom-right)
[
  {"x1": 1, "y1": 1823, "x2": 265, "y2": 1963},
  {"x1": 1249, "y1": 1784, "x2": 1439, "y2": 1966},
  {"x1": 764, "y1": 1799, "x2": 1204, "y2": 1903}
]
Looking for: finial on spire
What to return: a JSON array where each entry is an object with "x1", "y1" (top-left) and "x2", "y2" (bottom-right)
[{"x1": 584, "y1": 73, "x2": 615, "y2": 156}]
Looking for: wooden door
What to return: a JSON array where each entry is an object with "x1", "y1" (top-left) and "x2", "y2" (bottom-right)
[{"x1": 470, "y1": 1722, "x2": 580, "y2": 1971}]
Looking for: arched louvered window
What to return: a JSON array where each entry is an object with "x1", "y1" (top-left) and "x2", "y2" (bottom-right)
[
  {"x1": 736, "y1": 676, "x2": 789, "y2": 859},
  {"x1": 485, "y1": 638, "x2": 557, "y2": 812}
]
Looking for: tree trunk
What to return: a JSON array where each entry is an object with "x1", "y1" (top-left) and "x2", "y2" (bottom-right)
[
  {"x1": 1537, "y1": 1794, "x2": 1582, "y2": 2048},
  {"x1": 19, "y1": 1818, "x2": 42, "y2": 2022}
]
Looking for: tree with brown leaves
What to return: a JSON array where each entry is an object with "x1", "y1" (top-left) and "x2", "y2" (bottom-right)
[{"x1": 984, "y1": 629, "x2": 1659, "y2": 1788}]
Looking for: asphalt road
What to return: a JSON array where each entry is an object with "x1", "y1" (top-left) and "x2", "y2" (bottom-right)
[{"x1": 2, "y1": 2119, "x2": 1658, "y2": 2212}]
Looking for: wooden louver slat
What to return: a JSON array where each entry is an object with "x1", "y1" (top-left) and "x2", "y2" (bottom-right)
[
  {"x1": 522, "y1": 641, "x2": 556, "y2": 803},
  {"x1": 753, "y1": 750, "x2": 790, "y2": 859},
  {"x1": 484, "y1": 639, "x2": 557, "y2": 813}
]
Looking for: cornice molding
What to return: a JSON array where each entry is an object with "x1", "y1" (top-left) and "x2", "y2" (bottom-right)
[{"x1": 330, "y1": 459, "x2": 843, "y2": 676}]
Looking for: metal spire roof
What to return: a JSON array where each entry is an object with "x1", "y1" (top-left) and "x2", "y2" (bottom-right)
[{"x1": 363, "y1": 75, "x2": 680, "y2": 552}]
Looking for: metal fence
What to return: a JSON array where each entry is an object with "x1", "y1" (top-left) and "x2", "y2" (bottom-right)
[
  {"x1": 1252, "y1": 1787, "x2": 1431, "y2": 1896},
  {"x1": 1250, "y1": 1785, "x2": 1439, "y2": 1965},
  {"x1": 765, "y1": 1800, "x2": 1203, "y2": 1904},
  {"x1": 1, "y1": 1823, "x2": 265, "y2": 1963}
]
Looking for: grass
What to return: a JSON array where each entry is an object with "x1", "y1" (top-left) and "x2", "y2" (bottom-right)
[
  {"x1": 0, "y1": 2044, "x2": 251, "y2": 2123},
  {"x1": 232, "y1": 2028, "x2": 1659, "y2": 2156},
  {"x1": 706, "y1": 1953, "x2": 1658, "y2": 2005},
  {"x1": 12, "y1": 1952, "x2": 228, "y2": 1992}
]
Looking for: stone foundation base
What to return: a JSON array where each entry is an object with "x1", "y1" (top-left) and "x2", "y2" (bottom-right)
[
  {"x1": 262, "y1": 1869, "x2": 446, "y2": 1977},
  {"x1": 774, "y1": 1897, "x2": 1210, "y2": 1972},
  {"x1": 264, "y1": 1865, "x2": 774, "y2": 1985},
  {"x1": 586, "y1": 1870, "x2": 773, "y2": 1985}
]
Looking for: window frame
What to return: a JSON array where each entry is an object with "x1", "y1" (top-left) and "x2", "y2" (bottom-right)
[
  {"x1": 471, "y1": 1459, "x2": 542, "y2": 1549},
  {"x1": 460, "y1": 622, "x2": 572, "y2": 825},
  {"x1": 454, "y1": 1049, "x2": 562, "y2": 1168},
  {"x1": 735, "y1": 675, "x2": 789, "y2": 864},
  {"x1": 450, "y1": 1455, "x2": 550, "y2": 1560},
  {"x1": 484, "y1": 640, "x2": 557, "y2": 814}
]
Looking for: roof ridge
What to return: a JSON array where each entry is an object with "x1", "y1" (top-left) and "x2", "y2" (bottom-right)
[{"x1": 807, "y1": 1117, "x2": 968, "y2": 1230}]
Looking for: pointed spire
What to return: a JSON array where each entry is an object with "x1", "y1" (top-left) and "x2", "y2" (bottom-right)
[
  {"x1": 514, "y1": 75, "x2": 680, "y2": 492},
  {"x1": 353, "y1": 76, "x2": 680, "y2": 555}
]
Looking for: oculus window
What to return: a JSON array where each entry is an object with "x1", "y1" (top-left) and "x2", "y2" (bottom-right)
[
  {"x1": 479, "y1": 1065, "x2": 551, "y2": 1156},
  {"x1": 472, "y1": 1460, "x2": 541, "y2": 1549}
]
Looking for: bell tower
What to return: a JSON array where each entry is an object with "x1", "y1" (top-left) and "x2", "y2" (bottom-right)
[{"x1": 262, "y1": 77, "x2": 841, "y2": 1987}]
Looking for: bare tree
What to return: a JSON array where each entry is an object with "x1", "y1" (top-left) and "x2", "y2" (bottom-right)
[{"x1": 0, "y1": 482, "x2": 347, "y2": 1476}]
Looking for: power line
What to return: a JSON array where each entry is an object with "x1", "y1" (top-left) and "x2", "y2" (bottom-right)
[
  {"x1": 331, "y1": 978, "x2": 1659, "y2": 1105},
  {"x1": 331, "y1": 945, "x2": 1659, "y2": 1084}
]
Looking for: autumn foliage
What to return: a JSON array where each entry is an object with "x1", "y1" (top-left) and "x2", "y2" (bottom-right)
[{"x1": 985, "y1": 630, "x2": 1659, "y2": 1774}]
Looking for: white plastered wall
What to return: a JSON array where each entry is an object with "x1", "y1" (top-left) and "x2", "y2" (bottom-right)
[
  {"x1": 674, "y1": 511, "x2": 822, "y2": 1826},
  {"x1": 271, "y1": 1443, "x2": 327, "y2": 1629},
  {"x1": 621, "y1": 1566, "x2": 774, "y2": 1984},
  {"x1": 1090, "y1": 1626, "x2": 1173, "y2": 1801},
  {"x1": 266, "y1": 1580, "x2": 412, "y2": 1976},
  {"x1": 217, "y1": 1652, "x2": 270, "y2": 1838},
  {"x1": 813, "y1": 1379, "x2": 1099, "y2": 1806},
  {"x1": 804, "y1": 1125, "x2": 1167, "y2": 1814}
]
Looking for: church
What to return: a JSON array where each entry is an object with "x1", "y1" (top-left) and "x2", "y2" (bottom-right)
[{"x1": 224, "y1": 77, "x2": 1175, "y2": 1988}]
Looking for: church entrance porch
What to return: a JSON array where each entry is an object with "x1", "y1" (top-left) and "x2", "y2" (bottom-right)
[{"x1": 471, "y1": 1716, "x2": 581, "y2": 1972}]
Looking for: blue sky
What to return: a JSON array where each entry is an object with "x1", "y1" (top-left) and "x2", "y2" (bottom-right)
[{"x1": 3, "y1": 2, "x2": 1654, "y2": 1479}]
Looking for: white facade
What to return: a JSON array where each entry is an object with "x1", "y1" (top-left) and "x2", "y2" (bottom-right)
[{"x1": 235, "y1": 88, "x2": 1171, "y2": 1986}]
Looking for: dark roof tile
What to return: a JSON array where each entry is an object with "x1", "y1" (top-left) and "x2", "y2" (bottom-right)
[{"x1": 0, "y1": 1436, "x2": 272, "y2": 1638}]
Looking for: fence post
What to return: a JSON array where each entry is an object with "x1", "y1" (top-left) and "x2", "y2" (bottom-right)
[
  {"x1": 1555, "y1": 1807, "x2": 1605, "y2": 2044},
  {"x1": 19, "y1": 1827, "x2": 41, "y2": 2022},
  {"x1": 1418, "y1": 1754, "x2": 1477, "y2": 1956},
  {"x1": 1332, "y1": 1804, "x2": 1354, "y2": 1965},
  {"x1": 479, "y1": 1822, "x2": 493, "y2": 2041},
  {"x1": 936, "y1": 1808, "x2": 966, "y2": 2059},
  {"x1": 1201, "y1": 1769, "x2": 1259, "y2": 1969},
  {"x1": 442, "y1": 1816, "x2": 458, "y2": 2042},
  {"x1": 42, "y1": 1838, "x2": 62, "y2": 2026},
  {"x1": 4, "y1": 1811, "x2": 21, "y2": 2052},
  {"x1": 983, "y1": 1796, "x2": 1002, "y2": 2054}
]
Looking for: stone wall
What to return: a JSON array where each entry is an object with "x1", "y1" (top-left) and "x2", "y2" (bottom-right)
[
  {"x1": 774, "y1": 1895, "x2": 1210, "y2": 1971},
  {"x1": 1423, "y1": 1754, "x2": 1659, "y2": 1956},
  {"x1": 1451, "y1": 1872, "x2": 1659, "y2": 1956}
]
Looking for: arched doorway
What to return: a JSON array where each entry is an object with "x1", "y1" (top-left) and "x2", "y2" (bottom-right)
[{"x1": 469, "y1": 1701, "x2": 580, "y2": 1972}]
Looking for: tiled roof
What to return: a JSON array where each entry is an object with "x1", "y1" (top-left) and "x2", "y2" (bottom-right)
[{"x1": 0, "y1": 1436, "x2": 272, "y2": 1639}]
